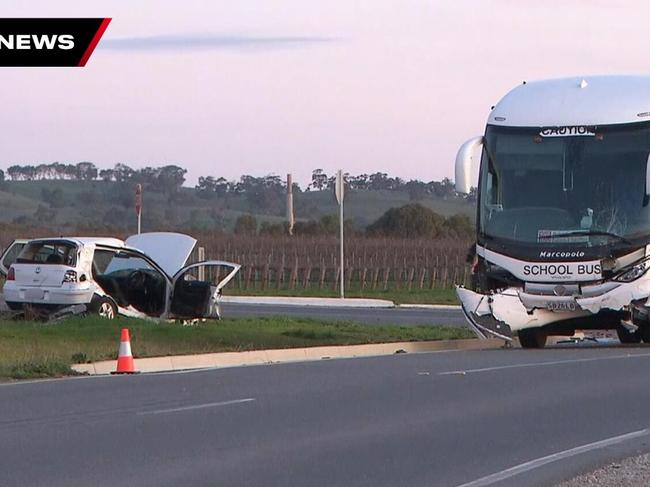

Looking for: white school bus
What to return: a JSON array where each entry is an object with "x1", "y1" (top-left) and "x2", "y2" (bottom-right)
[{"x1": 455, "y1": 76, "x2": 650, "y2": 347}]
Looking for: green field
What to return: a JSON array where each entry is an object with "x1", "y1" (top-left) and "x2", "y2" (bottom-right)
[{"x1": 0, "y1": 315, "x2": 472, "y2": 380}]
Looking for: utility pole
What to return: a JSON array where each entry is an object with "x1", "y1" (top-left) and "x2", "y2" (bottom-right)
[
  {"x1": 135, "y1": 183, "x2": 142, "y2": 234},
  {"x1": 335, "y1": 169, "x2": 345, "y2": 298}
]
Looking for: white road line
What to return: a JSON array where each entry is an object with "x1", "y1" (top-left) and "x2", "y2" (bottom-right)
[
  {"x1": 138, "y1": 398, "x2": 255, "y2": 415},
  {"x1": 439, "y1": 352, "x2": 650, "y2": 376},
  {"x1": 456, "y1": 427, "x2": 650, "y2": 487}
]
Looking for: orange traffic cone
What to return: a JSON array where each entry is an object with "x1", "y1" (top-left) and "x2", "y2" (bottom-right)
[{"x1": 111, "y1": 328, "x2": 139, "y2": 374}]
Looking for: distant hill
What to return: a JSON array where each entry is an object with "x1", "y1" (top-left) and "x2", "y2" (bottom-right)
[{"x1": 0, "y1": 179, "x2": 475, "y2": 234}]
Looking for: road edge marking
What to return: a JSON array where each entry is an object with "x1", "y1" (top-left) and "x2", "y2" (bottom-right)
[
  {"x1": 138, "y1": 398, "x2": 256, "y2": 415},
  {"x1": 439, "y1": 352, "x2": 650, "y2": 375},
  {"x1": 456, "y1": 427, "x2": 650, "y2": 487}
]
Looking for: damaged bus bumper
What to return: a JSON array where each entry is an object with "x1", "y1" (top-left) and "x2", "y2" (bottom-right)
[{"x1": 456, "y1": 276, "x2": 650, "y2": 340}]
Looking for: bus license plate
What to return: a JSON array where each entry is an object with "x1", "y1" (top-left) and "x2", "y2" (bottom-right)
[{"x1": 547, "y1": 301, "x2": 576, "y2": 312}]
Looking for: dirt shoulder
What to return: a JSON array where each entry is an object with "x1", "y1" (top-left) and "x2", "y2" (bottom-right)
[{"x1": 558, "y1": 453, "x2": 650, "y2": 486}]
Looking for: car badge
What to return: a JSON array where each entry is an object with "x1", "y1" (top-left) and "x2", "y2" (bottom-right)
[
  {"x1": 35, "y1": 266, "x2": 41, "y2": 274},
  {"x1": 553, "y1": 285, "x2": 566, "y2": 296}
]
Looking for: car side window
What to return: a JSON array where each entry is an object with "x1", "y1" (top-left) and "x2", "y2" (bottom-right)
[
  {"x1": 176, "y1": 264, "x2": 236, "y2": 288},
  {"x1": 104, "y1": 253, "x2": 154, "y2": 274},
  {"x1": 92, "y1": 249, "x2": 116, "y2": 276}
]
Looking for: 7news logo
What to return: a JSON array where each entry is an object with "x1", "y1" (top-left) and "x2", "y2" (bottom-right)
[
  {"x1": 0, "y1": 34, "x2": 75, "y2": 50},
  {"x1": 0, "y1": 18, "x2": 110, "y2": 66}
]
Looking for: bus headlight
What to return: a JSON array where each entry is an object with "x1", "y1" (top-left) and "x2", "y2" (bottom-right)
[{"x1": 614, "y1": 262, "x2": 649, "y2": 283}]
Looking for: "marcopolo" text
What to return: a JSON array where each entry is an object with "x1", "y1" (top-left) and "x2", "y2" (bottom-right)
[{"x1": 539, "y1": 251, "x2": 586, "y2": 258}]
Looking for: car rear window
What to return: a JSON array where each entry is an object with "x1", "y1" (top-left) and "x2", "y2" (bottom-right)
[{"x1": 16, "y1": 241, "x2": 77, "y2": 266}]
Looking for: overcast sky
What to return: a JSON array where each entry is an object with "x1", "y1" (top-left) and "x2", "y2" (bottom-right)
[{"x1": 1, "y1": 0, "x2": 649, "y2": 186}]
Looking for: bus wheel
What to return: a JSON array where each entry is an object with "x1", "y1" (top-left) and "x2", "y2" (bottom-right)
[
  {"x1": 617, "y1": 326, "x2": 642, "y2": 344},
  {"x1": 518, "y1": 328, "x2": 547, "y2": 348},
  {"x1": 639, "y1": 326, "x2": 650, "y2": 344}
]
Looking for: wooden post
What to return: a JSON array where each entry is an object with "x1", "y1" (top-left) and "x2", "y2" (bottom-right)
[
  {"x1": 303, "y1": 266, "x2": 312, "y2": 289},
  {"x1": 407, "y1": 267, "x2": 415, "y2": 290},
  {"x1": 418, "y1": 268, "x2": 426, "y2": 289},
  {"x1": 276, "y1": 265, "x2": 283, "y2": 289},
  {"x1": 290, "y1": 258, "x2": 299, "y2": 289},
  {"x1": 287, "y1": 173, "x2": 294, "y2": 236},
  {"x1": 245, "y1": 265, "x2": 253, "y2": 290},
  {"x1": 372, "y1": 267, "x2": 379, "y2": 290},
  {"x1": 198, "y1": 247, "x2": 205, "y2": 281},
  {"x1": 319, "y1": 263, "x2": 327, "y2": 289},
  {"x1": 263, "y1": 263, "x2": 270, "y2": 290}
]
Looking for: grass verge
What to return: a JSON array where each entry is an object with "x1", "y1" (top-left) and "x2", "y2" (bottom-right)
[
  {"x1": 0, "y1": 315, "x2": 472, "y2": 380},
  {"x1": 228, "y1": 287, "x2": 458, "y2": 305}
]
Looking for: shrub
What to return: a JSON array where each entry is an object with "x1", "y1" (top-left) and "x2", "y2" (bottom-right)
[{"x1": 233, "y1": 214, "x2": 257, "y2": 235}]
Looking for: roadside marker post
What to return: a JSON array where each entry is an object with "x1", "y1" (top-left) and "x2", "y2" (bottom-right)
[
  {"x1": 111, "y1": 328, "x2": 139, "y2": 374},
  {"x1": 135, "y1": 183, "x2": 142, "y2": 234},
  {"x1": 287, "y1": 173, "x2": 295, "y2": 236},
  {"x1": 335, "y1": 169, "x2": 345, "y2": 299}
]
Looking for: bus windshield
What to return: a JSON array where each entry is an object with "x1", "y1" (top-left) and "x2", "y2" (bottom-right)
[{"x1": 479, "y1": 122, "x2": 650, "y2": 246}]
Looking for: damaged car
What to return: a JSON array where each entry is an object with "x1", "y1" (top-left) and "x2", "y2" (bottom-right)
[{"x1": 0, "y1": 232, "x2": 240, "y2": 320}]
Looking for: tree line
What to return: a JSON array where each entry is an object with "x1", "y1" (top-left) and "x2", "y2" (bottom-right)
[
  {"x1": 0, "y1": 162, "x2": 187, "y2": 195},
  {"x1": 0, "y1": 163, "x2": 475, "y2": 200},
  {"x1": 198, "y1": 169, "x2": 471, "y2": 200}
]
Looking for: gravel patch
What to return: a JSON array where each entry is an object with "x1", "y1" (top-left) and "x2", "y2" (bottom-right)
[{"x1": 558, "y1": 453, "x2": 650, "y2": 486}]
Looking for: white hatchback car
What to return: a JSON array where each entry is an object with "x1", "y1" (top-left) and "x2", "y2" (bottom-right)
[{"x1": 0, "y1": 232, "x2": 240, "y2": 320}]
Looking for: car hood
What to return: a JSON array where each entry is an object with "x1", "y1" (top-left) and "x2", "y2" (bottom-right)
[{"x1": 125, "y1": 232, "x2": 197, "y2": 277}]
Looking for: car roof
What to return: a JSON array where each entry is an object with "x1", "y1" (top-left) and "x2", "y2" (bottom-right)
[
  {"x1": 28, "y1": 237, "x2": 126, "y2": 247},
  {"x1": 22, "y1": 233, "x2": 196, "y2": 277}
]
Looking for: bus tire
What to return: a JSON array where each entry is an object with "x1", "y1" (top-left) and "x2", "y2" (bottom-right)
[
  {"x1": 518, "y1": 328, "x2": 547, "y2": 348},
  {"x1": 617, "y1": 326, "x2": 642, "y2": 344}
]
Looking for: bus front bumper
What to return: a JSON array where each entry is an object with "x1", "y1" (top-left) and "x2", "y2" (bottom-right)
[{"x1": 456, "y1": 277, "x2": 650, "y2": 340}]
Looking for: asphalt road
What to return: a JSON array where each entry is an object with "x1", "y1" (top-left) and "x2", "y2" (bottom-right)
[
  {"x1": 222, "y1": 302, "x2": 467, "y2": 327},
  {"x1": 3, "y1": 347, "x2": 650, "y2": 486}
]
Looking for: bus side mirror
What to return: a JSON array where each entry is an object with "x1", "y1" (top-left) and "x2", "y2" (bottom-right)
[
  {"x1": 455, "y1": 136, "x2": 483, "y2": 194},
  {"x1": 646, "y1": 152, "x2": 650, "y2": 197}
]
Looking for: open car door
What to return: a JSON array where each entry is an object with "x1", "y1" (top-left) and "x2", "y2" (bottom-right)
[
  {"x1": 0, "y1": 239, "x2": 28, "y2": 277},
  {"x1": 169, "y1": 260, "x2": 241, "y2": 319}
]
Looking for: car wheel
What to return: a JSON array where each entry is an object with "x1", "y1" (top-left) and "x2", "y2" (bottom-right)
[
  {"x1": 617, "y1": 326, "x2": 642, "y2": 344},
  {"x1": 5, "y1": 301, "x2": 23, "y2": 311},
  {"x1": 93, "y1": 297, "x2": 117, "y2": 320},
  {"x1": 518, "y1": 328, "x2": 547, "y2": 348}
]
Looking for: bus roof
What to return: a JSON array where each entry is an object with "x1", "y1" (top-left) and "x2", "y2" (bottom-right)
[{"x1": 489, "y1": 75, "x2": 650, "y2": 128}]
